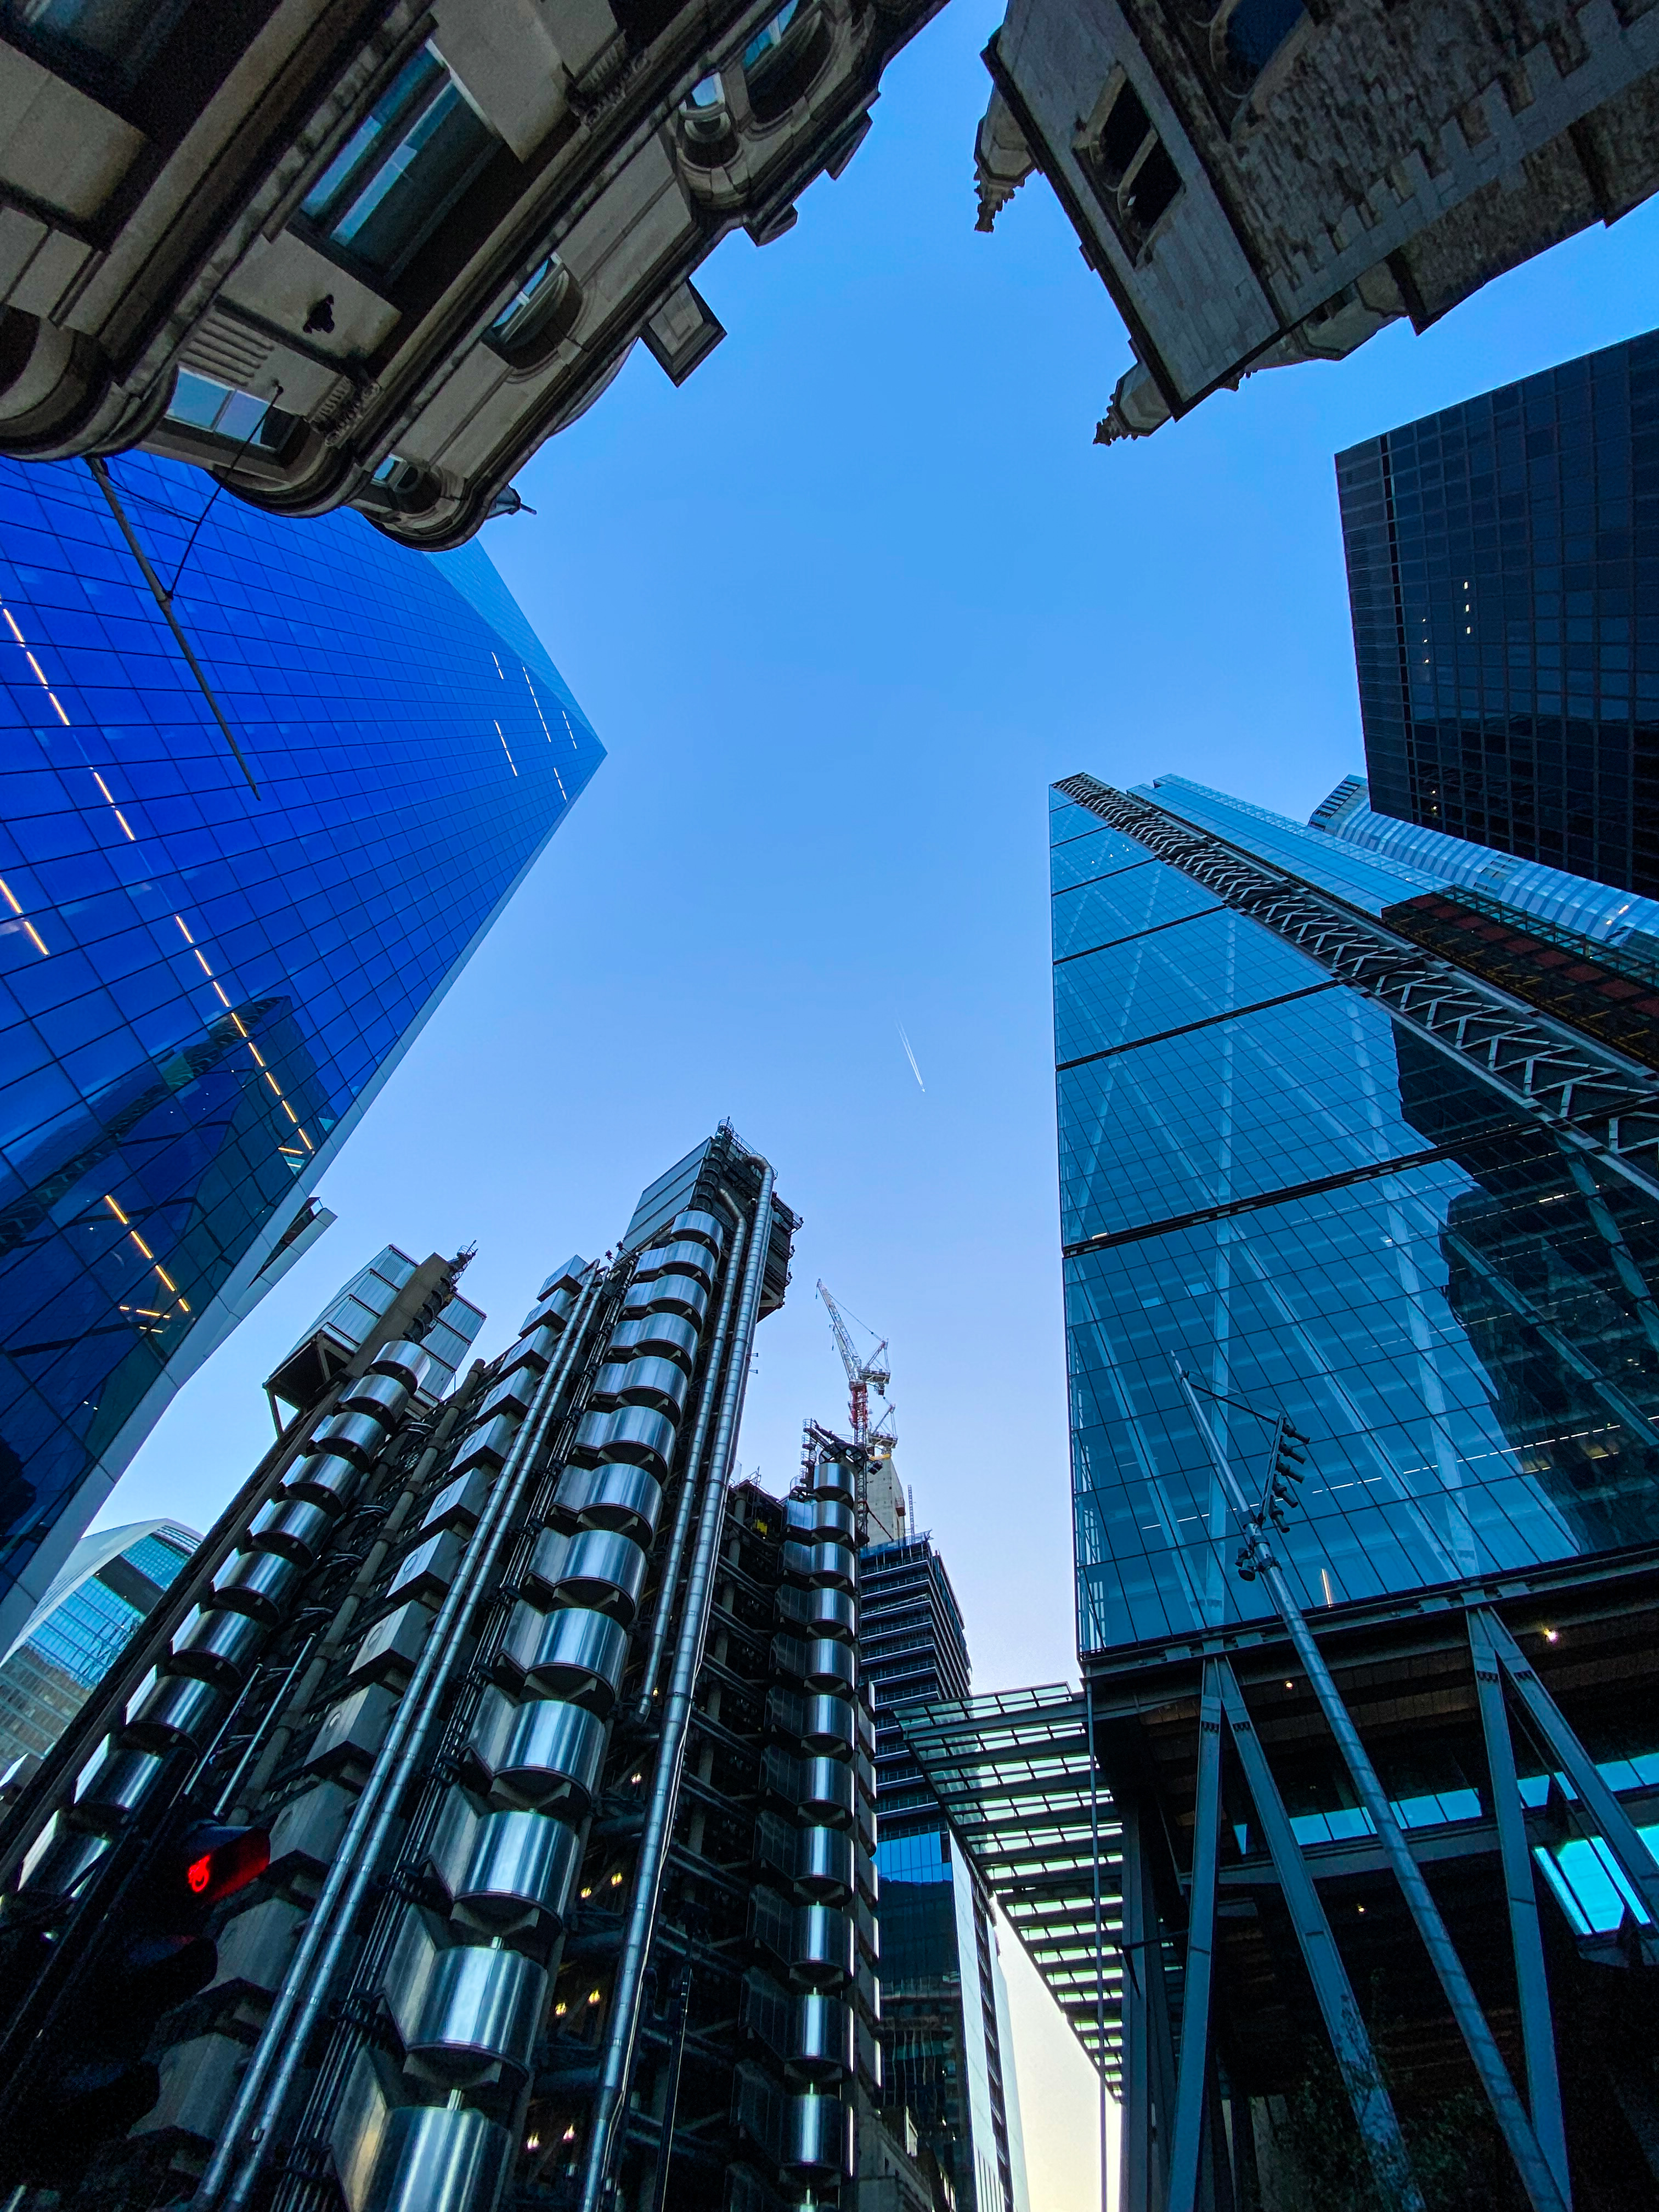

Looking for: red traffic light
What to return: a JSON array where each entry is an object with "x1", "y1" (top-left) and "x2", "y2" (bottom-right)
[{"x1": 174, "y1": 1822, "x2": 269, "y2": 1908}]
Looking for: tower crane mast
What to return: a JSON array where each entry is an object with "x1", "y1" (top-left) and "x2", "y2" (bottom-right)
[{"x1": 816, "y1": 1280, "x2": 891, "y2": 1451}]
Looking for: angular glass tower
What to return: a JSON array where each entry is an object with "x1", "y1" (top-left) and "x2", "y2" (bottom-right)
[
  {"x1": 0, "y1": 453, "x2": 602, "y2": 1646},
  {"x1": 1053, "y1": 771, "x2": 1659, "y2": 1649},
  {"x1": 1338, "y1": 329, "x2": 1659, "y2": 899},
  {"x1": 1040, "y1": 769, "x2": 1659, "y2": 2210}
]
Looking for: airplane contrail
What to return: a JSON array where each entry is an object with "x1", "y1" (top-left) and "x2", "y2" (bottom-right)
[{"x1": 897, "y1": 1023, "x2": 926, "y2": 1092}]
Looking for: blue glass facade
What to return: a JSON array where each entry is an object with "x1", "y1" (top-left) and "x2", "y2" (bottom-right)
[
  {"x1": 1338, "y1": 329, "x2": 1659, "y2": 899},
  {"x1": 0, "y1": 453, "x2": 602, "y2": 1640},
  {"x1": 0, "y1": 1516, "x2": 196, "y2": 1770},
  {"x1": 1053, "y1": 782, "x2": 1659, "y2": 1655}
]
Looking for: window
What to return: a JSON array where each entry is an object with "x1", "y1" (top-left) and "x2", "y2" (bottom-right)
[
  {"x1": 0, "y1": 0, "x2": 189, "y2": 86},
  {"x1": 1075, "y1": 76, "x2": 1182, "y2": 260},
  {"x1": 298, "y1": 42, "x2": 499, "y2": 285},
  {"x1": 166, "y1": 372, "x2": 303, "y2": 460},
  {"x1": 679, "y1": 70, "x2": 737, "y2": 166},
  {"x1": 1212, "y1": 0, "x2": 1306, "y2": 95},
  {"x1": 489, "y1": 254, "x2": 585, "y2": 365},
  {"x1": 741, "y1": 0, "x2": 831, "y2": 126}
]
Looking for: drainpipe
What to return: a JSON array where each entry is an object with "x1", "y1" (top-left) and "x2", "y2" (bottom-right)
[
  {"x1": 201, "y1": 1268, "x2": 606, "y2": 2212},
  {"x1": 579, "y1": 1165, "x2": 774, "y2": 2212}
]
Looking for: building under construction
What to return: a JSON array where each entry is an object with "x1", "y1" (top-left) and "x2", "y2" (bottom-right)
[{"x1": 0, "y1": 1127, "x2": 904, "y2": 2212}]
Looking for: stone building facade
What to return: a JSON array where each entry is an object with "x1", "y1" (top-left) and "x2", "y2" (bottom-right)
[
  {"x1": 0, "y1": 0, "x2": 939, "y2": 545},
  {"x1": 973, "y1": 0, "x2": 1659, "y2": 443}
]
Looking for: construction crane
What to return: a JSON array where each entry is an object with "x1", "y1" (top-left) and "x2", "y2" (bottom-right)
[{"x1": 816, "y1": 1280, "x2": 895, "y2": 1452}]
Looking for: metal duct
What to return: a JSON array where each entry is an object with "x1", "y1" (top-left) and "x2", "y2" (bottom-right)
[
  {"x1": 247, "y1": 1497, "x2": 336, "y2": 1565},
  {"x1": 606, "y1": 1310, "x2": 699, "y2": 1372},
  {"x1": 312, "y1": 1410, "x2": 392, "y2": 1468},
  {"x1": 517, "y1": 1604, "x2": 629, "y2": 1708},
  {"x1": 555, "y1": 1529, "x2": 648, "y2": 1623},
  {"x1": 213, "y1": 1547, "x2": 305, "y2": 1623},
  {"x1": 596, "y1": 1404, "x2": 675, "y2": 1475},
  {"x1": 166, "y1": 1604, "x2": 267, "y2": 1687},
  {"x1": 122, "y1": 1672, "x2": 230, "y2": 1754},
  {"x1": 669, "y1": 1207, "x2": 726, "y2": 1254},
  {"x1": 340, "y1": 1371, "x2": 413, "y2": 1422},
  {"x1": 615, "y1": 1355, "x2": 690, "y2": 1421},
  {"x1": 366, "y1": 1341, "x2": 431, "y2": 1395},
  {"x1": 285, "y1": 1454, "x2": 363, "y2": 1513},
  {"x1": 385, "y1": 1923, "x2": 545, "y2": 2087},
  {"x1": 72, "y1": 1746, "x2": 166, "y2": 1828},
  {"x1": 358, "y1": 2102, "x2": 509, "y2": 2212},
  {"x1": 430, "y1": 1799, "x2": 582, "y2": 1935},
  {"x1": 577, "y1": 1464, "x2": 663, "y2": 1544},
  {"x1": 474, "y1": 1692, "x2": 607, "y2": 1815},
  {"x1": 783, "y1": 2092, "x2": 855, "y2": 2179}
]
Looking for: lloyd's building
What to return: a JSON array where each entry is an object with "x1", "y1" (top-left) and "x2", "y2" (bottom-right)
[{"x1": 906, "y1": 774, "x2": 1659, "y2": 2212}]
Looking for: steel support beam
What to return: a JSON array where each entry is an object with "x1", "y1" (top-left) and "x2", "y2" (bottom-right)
[
  {"x1": 1120, "y1": 1795, "x2": 1176, "y2": 2212},
  {"x1": 1182, "y1": 1374, "x2": 1567, "y2": 2212},
  {"x1": 1216, "y1": 1661, "x2": 1426, "y2": 2212},
  {"x1": 1167, "y1": 1661, "x2": 1224, "y2": 2212},
  {"x1": 1479, "y1": 1607, "x2": 1659, "y2": 1927},
  {"x1": 1470, "y1": 1613, "x2": 1571, "y2": 2207}
]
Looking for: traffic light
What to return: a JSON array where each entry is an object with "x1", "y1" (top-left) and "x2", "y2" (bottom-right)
[
  {"x1": 1267, "y1": 1421, "x2": 1308, "y2": 1515},
  {"x1": 2, "y1": 1820, "x2": 268, "y2": 2189}
]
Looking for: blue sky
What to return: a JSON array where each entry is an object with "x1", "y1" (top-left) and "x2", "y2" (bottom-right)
[{"x1": 101, "y1": 3, "x2": 1659, "y2": 2202}]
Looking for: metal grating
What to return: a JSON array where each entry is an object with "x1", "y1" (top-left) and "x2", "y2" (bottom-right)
[{"x1": 898, "y1": 1684, "x2": 1125, "y2": 2084}]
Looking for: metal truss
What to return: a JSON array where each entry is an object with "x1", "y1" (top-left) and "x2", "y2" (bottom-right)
[{"x1": 1054, "y1": 776, "x2": 1659, "y2": 1207}]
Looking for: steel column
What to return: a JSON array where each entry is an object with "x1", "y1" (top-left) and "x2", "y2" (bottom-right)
[
  {"x1": 1469, "y1": 1613, "x2": 1571, "y2": 2205},
  {"x1": 1182, "y1": 1372, "x2": 1566, "y2": 2212},
  {"x1": 1166, "y1": 1662, "x2": 1224, "y2": 2212},
  {"x1": 1479, "y1": 1607, "x2": 1659, "y2": 1926},
  {"x1": 1119, "y1": 1796, "x2": 1163, "y2": 2212},
  {"x1": 1216, "y1": 1662, "x2": 1423, "y2": 2211}
]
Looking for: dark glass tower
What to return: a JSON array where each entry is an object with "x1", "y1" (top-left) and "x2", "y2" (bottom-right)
[
  {"x1": 0, "y1": 452, "x2": 602, "y2": 1649},
  {"x1": 861, "y1": 1535, "x2": 1028, "y2": 2212},
  {"x1": 1338, "y1": 328, "x2": 1659, "y2": 899}
]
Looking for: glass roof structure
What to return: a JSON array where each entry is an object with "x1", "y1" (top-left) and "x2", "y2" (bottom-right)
[{"x1": 898, "y1": 1684, "x2": 1126, "y2": 2085}]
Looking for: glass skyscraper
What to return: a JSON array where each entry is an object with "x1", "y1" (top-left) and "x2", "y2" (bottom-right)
[
  {"x1": 0, "y1": 1517, "x2": 197, "y2": 1774},
  {"x1": 0, "y1": 452, "x2": 602, "y2": 1649},
  {"x1": 905, "y1": 779, "x2": 1659, "y2": 2207},
  {"x1": 862, "y1": 1535, "x2": 1029, "y2": 2212},
  {"x1": 1338, "y1": 329, "x2": 1659, "y2": 899},
  {"x1": 1034, "y1": 768, "x2": 1659, "y2": 2208},
  {"x1": 1053, "y1": 771, "x2": 1659, "y2": 1647}
]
